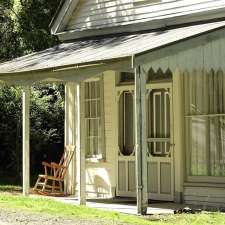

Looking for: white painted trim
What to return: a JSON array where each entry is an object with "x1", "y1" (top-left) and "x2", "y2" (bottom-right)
[
  {"x1": 76, "y1": 83, "x2": 86, "y2": 205},
  {"x1": 51, "y1": 0, "x2": 80, "y2": 35},
  {"x1": 22, "y1": 86, "x2": 30, "y2": 196},
  {"x1": 64, "y1": 82, "x2": 76, "y2": 195}
]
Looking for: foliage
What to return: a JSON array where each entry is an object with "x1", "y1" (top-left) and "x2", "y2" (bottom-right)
[
  {"x1": 0, "y1": 87, "x2": 23, "y2": 178},
  {"x1": 0, "y1": 0, "x2": 60, "y2": 60},
  {"x1": 14, "y1": 0, "x2": 60, "y2": 54},
  {"x1": 0, "y1": 0, "x2": 21, "y2": 61},
  {"x1": 30, "y1": 84, "x2": 65, "y2": 175},
  {"x1": 0, "y1": 85, "x2": 64, "y2": 179},
  {"x1": 0, "y1": 0, "x2": 64, "y2": 181}
]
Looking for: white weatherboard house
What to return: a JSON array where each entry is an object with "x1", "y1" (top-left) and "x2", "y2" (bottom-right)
[{"x1": 1, "y1": 0, "x2": 225, "y2": 215}]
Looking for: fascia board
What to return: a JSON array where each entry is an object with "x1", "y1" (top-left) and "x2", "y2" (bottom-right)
[{"x1": 51, "y1": 0, "x2": 80, "y2": 35}]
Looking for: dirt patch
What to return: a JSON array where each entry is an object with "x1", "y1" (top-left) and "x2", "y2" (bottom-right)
[{"x1": 0, "y1": 209, "x2": 123, "y2": 225}]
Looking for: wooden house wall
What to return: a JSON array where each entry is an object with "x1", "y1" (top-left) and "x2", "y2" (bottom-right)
[
  {"x1": 85, "y1": 71, "x2": 118, "y2": 197},
  {"x1": 66, "y1": 0, "x2": 224, "y2": 32},
  {"x1": 184, "y1": 186, "x2": 225, "y2": 208},
  {"x1": 70, "y1": 27, "x2": 225, "y2": 205}
]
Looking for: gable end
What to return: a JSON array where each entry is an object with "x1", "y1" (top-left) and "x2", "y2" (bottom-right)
[{"x1": 50, "y1": 0, "x2": 80, "y2": 35}]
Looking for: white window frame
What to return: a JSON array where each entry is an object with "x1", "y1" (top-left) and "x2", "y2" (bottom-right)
[{"x1": 83, "y1": 76, "x2": 105, "y2": 160}]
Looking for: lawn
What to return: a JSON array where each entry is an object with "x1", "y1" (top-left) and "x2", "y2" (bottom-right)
[{"x1": 0, "y1": 186, "x2": 225, "y2": 225}]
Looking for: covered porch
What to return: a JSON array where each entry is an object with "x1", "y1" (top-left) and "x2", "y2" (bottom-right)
[
  {"x1": 36, "y1": 196, "x2": 186, "y2": 215},
  {"x1": 1, "y1": 20, "x2": 225, "y2": 215}
]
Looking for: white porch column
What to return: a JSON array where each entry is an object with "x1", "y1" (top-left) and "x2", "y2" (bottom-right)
[
  {"x1": 22, "y1": 86, "x2": 30, "y2": 196},
  {"x1": 173, "y1": 69, "x2": 184, "y2": 203},
  {"x1": 135, "y1": 66, "x2": 148, "y2": 215},
  {"x1": 64, "y1": 82, "x2": 76, "y2": 195},
  {"x1": 75, "y1": 83, "x2": 86, "y2": 205}
]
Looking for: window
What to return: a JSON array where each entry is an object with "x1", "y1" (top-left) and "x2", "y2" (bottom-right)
[
  {"x1": 119, "y1": 72, "x2": 134, "y2": 84},
  {"x1": 84, "y1": 79, "x2": 104, "y2": 158},
  {"x1": 118, "y1": 91, "x2": 134, "y2": 156},
  {"x1": 184, "y1": 70, "x2": 225, "y2": 177}
]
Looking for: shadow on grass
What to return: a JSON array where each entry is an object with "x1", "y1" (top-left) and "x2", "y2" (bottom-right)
[
  {"x1": 0, "y1": 176, "x2": 22, "y2": 194},
  {"x1": 0, "y1": 185, "x2": 22, "y2": 193}
]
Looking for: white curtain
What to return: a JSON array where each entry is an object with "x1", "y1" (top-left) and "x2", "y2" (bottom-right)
[{"x1": 184, "y1": 69, "x2": 225, "y2": 176}]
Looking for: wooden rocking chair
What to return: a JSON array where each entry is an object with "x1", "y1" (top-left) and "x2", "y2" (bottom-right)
[{"x1": 33, "y1": 145, "x2": 75, "y2": 196}]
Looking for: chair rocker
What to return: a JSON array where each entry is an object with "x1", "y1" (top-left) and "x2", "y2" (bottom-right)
[{"x1": 33, "y1": 145, "x2": 75, "y2": 196}]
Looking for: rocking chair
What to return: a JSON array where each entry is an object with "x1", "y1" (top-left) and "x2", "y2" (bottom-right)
[{"x1": 33, "y1": 145, "x2": 75, "y2": 196}]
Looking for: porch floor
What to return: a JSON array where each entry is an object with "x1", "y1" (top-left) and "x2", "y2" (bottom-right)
[{"x1": 41, "y1": 196, "x2": 187, "y2": 215}]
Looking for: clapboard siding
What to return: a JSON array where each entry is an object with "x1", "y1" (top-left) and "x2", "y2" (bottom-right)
[
  {"x1": 66, "y1": 0, "x2": 225, "y2": 31},
  {"x1": 184, "y1": 186, "x2": 225, "y2": 208}
]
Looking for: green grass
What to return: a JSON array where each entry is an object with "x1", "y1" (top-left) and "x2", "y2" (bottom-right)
[
  {"x1": 1, "y1": 191, "x2": 225, "y2": 225},
  {"x1": 0, "y1": 193, "x2": 151, "y2": 225},
  {"x1": 0, "y1": 185, "x2": 22, "y2": 193}
]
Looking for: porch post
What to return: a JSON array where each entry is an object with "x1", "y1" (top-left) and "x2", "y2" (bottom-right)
[
  {"x1": 64, "y1": 82, "x2": 76, "y2": 195},
  {"x1": 173, "y1": 69, "x2": 184, "y2": 203},
  {"x1": 75, "y1": 83, "x2": 86, "y2": 205},
  {"x1": 135, "y1": 66, "x2": 148, "y2": 215},
  {"x1": 22, "y1": 86, "x2": 30, "y2": 196}
]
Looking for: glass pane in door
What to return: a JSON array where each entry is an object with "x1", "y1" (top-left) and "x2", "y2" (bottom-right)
[{"x1": 148, "y1": 88, "x2": 171, "y2": 157}]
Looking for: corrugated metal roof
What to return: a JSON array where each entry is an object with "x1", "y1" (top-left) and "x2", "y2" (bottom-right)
[{"x1": 1, "y1": 20, "x2": 225, "y2": 74}]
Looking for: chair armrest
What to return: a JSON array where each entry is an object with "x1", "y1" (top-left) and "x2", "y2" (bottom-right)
[
  {"x1": 42, "y1": 161, "x2": 52, "y2": 167},
  {"x1": 51, "y1": 162, "x2": 65, "y2": 168}
]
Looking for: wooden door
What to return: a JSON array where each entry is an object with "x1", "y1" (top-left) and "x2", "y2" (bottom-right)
[
  {"x1": 147, "y1": 83, "x2": 174, "y2": 201},
  {"x1": 117, "y1": 83, "x2": 174, "y2": 201}
]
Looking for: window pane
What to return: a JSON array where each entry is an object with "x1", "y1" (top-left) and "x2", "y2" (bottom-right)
[
  {"x1": 120, "y1": 72, "x2": 134, "y2": 83},
  {"x1": 85, "y1": 101, "x2": 90, "y2": 118},
  {"x1": 96, "y1": 81, "x2": 100, "y2": 98},
  {"x1": 187, "y1": 116, "x2": 225, "y2": 176},
  {"x1": 119, "y1": 92, "x2": 134, "y2": 155},
  {"x1": 85, "y1": 82, "x2": 90, "y2": 99},
  {"x1": 90, "y1": 82, "x2": 96, "y2": 99},
  {"x1": 84, "y1": 80, "x2": 104, "y2": 158},
  {"x1": 148, "y1": 89, "x2": 170, "y2": 156},
  {"x1": 86, "y1": 138, "x2": 91, "y2": 157},
  {"x1": 185, "y1": 70, "x2": 225, "y2": 177},
  {"x1": 186, "y1": 70, "x2": 225, "y2": 116},
  {"x1": 97, "y1": 99, "x2": 101, "y2": 117},
  {"x1": 90, "y1": 100, "x2": 96, "y2": 117}
]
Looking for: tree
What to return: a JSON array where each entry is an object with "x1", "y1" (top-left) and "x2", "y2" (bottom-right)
[
  {"x1": 0, "y1": 0, "x2": 64, "y2": 181},
  {"x1": 0, "y1": 0, "x2": 61, "y2": 60},
  {"x1": 0, "y1": 0, "x2": 22, "y2": 61},
  {"x1": 14, "y1": 0, "x2": 60, "y2": 53}
]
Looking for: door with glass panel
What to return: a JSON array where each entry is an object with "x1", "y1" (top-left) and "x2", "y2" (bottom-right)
[
  {"x1": 117, "y1": 83, "x2": 174, "y2": 201},
  {"x1": 117, "y1": 90, "x2": 136, "y2": 197},
  {"x1": 147, "y1": 83, "x2": 174, "y2": 201}
]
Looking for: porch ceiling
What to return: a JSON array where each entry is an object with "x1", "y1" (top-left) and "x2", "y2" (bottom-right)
[{"x1": 0, "y1": 20, "x2": 225, "y2": 80}]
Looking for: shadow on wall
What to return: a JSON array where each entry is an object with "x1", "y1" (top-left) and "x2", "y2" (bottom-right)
[{"x1": 93, "y1": 175, "x2": 110, "y2": 198}]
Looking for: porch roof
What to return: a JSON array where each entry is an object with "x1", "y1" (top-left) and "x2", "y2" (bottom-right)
[{"x1": 0, "y1": 20, "x2": 225, "y2": 76}]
